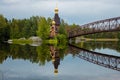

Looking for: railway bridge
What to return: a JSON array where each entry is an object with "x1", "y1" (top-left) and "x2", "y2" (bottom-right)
[{"x1": 68, "y1": 17, "x2": 120, "y2": 39}]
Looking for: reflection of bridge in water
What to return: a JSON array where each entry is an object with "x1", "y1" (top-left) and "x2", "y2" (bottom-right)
[{"x1": 69, "y1": 44, "x2": 120, "y2": 71}]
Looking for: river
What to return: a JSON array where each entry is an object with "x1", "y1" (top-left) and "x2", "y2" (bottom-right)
[{"x1": 0, "y1": 41, "x2": 120, "y2": 80}]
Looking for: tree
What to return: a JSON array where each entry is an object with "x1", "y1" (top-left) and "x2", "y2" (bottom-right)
[
  {"x1": 118, "y1": 32, "x2": 120, "y2": 40},
  {"x1": 59, "y1": 19, "x2": 67, "y2": 36},
  {"x1": 0, "y1": 15, "x2": 7, "y2": 28},
  {"x1": 0, "y1": 15, "x2": 10, "y2": 42},
  {"x1": 36, "y1": 17, "x2": 50, "y2": 40}
]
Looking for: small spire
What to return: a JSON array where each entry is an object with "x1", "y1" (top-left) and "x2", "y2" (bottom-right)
[
  {"x1": 54, "y1": 3, "x2": 58, "y2": 14},
  {"x1": 56, "y1": 3, "x2": 58, "y2": 8}
]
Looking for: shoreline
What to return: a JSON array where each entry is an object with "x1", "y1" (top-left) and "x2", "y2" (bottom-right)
[{"x1": 85, "y1": 38, "x2": 119, "y2": 41}]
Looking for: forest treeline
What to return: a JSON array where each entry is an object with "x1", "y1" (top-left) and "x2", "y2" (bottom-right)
[
  {"x1": 84, "y1": 32, "x2": 120, "y2": 39},
  {"x1": 0, "y1": 43, "x2": 67, "y2": 65},
  {"x1": 0, "y1": 14, "x2": 120, "y2": 42},
  {"x1": 0, "y1": 14, "x2": 79, "y2": 42},
  {"x1": 0, "y1": 14, "x2": 39, "y2": 42}
]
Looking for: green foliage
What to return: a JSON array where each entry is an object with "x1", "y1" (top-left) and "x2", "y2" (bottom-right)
[
  {"x1": 0, "y1": 14, "x2": 10, "y2": 42},
  {"x1": 45, "y1": 39, "x2": 58, "y2": 44},
  {"x1": 0, "y1": 15, "x2": 68, "y2": 43},
  {"x1": 0, "y1": 43, "x2": 38, "y2": 63},
  {"x1": 117, "y1": 32, "x2": 120, "y2": 40},
  {"x1": 36, "y1": 17, "x2": 51, "y2": 40},
  {"x1": 36, "y1": 44, "x2": 51, "y2": 65},
  {"x1": 1, "y1": 13, "x2": 120, "y2": 43},
  {"x1": 0, "y1": 42, "x2": 69, "y2": 65},
  {"x1": 0, "y1": 15, "x2": 7, "y2": 28},
  {"x1": 84, "y1": 32, "x2": 120, "y2": 39},
  {"x1": 10, "y1": 16, "x2": 39, "y2": 39},
  {"x1": 74, "y1": 41, "x2": 120, "y2": 53},
  {"x1": 71, "y1": 23, "x2": 77, "y2": 28},
  {"x1": 59, "y1": 19, "x2": 67, "y2": 36},
  {"x1": 57, "y1": 34, "x2": 67, "y2": 44},
  {"x1": 57, "y1": 19, "x2": 68, "y2": 45}
]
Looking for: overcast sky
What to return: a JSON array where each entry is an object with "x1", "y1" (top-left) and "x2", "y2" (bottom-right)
[{"x1": 0, "y1": 0, "x2": 120, "y2": 25}]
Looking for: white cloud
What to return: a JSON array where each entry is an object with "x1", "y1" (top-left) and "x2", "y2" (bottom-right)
[
  {"x1": 0, "y1": 0, "x2": 120, "y2": 24},
  {"x1": 2, "y1": 0, "x2": 22, "y2": 4}
]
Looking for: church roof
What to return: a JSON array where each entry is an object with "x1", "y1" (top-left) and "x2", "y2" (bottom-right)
[
  {"x1": 54, "y1": 14, "x2": 60, "y2": 26},
  {"x1": 54, "y1": 6, "x2": 60, "y2": 26}
]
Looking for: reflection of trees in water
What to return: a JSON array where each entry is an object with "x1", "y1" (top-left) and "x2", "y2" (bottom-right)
[
  {"x1": 36, "y1": 44, "x2": 51, "y2": 65},
  {"x1": 0, "y1": 41, "x2": 120, "y2": 65},
  {"x1": 0, "y1": 43, "x2": 10, "y2": 63},
  {"x1": 75, "y1": 41, "x2": 120, "y2": 53},
  {"x1": 0, "y1": 43, "x2": 38, "y2": 64},
  {"x1": 10, "y1": 44, "x2": 37, "y2": 61},
  {"x1": 68, "y1": 46, "x2": 80, "y2": 56},
  {"x1": 0, "y1": 43, "x2": 67, "y2": 66}
]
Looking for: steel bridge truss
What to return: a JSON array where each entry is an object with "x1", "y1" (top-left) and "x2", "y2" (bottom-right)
[
  {"x1": 69, "y1": 45, "x2": 120, "y2": 71},
  {"x1": 68, "y1": 17, "x2": 120, "y2": 38}
]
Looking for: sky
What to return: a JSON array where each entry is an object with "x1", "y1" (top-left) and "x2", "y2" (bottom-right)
[
  {"x1": 1, "y1": 54, "x2": 120, "y2": 80},
  {"x1": 0, "y1": 0, "x2": 120, "y2": 25}
]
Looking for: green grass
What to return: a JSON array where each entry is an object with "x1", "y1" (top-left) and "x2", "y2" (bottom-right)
[
  {"x1": 44, "y1": 39, "x2": 58, "y2": 44},
  {"x1": 12, "y1": 39, "x2": 33, "y2": 44},
  {"x1": 85, "y1": 38, "x2": 119, "y2": 41}
]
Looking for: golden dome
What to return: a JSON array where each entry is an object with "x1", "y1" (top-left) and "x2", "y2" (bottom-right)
[
  {"x1": 52, "y1": 20, "x2": 56, "y2": 25},
  {"x1": 52, "y1": 57, "x2": 55, "y2": 62},
  {"x1": 54, "y1": 69, "x2": 58, "y2": 75},
  {"x1": 54, "y1": 7, "x2": 58, "y2": 14}
]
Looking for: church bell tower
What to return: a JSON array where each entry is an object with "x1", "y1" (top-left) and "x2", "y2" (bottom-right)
[
  {"x1": 54, "y1": 5, "x2": 60, "y2": 33},
  {"x1": 50, "y1": 5, "x2": 61, "y2": 38}
]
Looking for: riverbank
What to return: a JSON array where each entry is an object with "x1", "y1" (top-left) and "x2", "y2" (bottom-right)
[
  {"x1": 8, "y1": 38, "x2": 58, "y2": 45},
  {"x1": 7, "y1": 37, "x2": 42, "y2": 45},
  {"x1": 12, "y1": 39, "x2": 33, "y2": 44},
  {"x1": 85, "y1": 38, "x2": 119, "y2": 41},
  {"x1": 44, "y1": 39, "x2": 58, "y2": 44}
]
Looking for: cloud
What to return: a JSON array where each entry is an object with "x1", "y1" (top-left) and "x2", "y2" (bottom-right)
[
  {"x1": 3, "y1": 0, "x2": 21, "y2": 3},
  {"x1": 0, "y1": 0, "x2": 120, "y2": 24}
]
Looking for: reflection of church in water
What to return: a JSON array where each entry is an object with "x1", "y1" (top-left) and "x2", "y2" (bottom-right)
[{"x1": 50, "y1": 46, "x2": 60, "y2": 75}]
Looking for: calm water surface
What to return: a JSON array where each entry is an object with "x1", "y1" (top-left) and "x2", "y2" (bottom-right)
[{"x1": 0, "y1": 41, "x2": 120, "y2": 80}]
